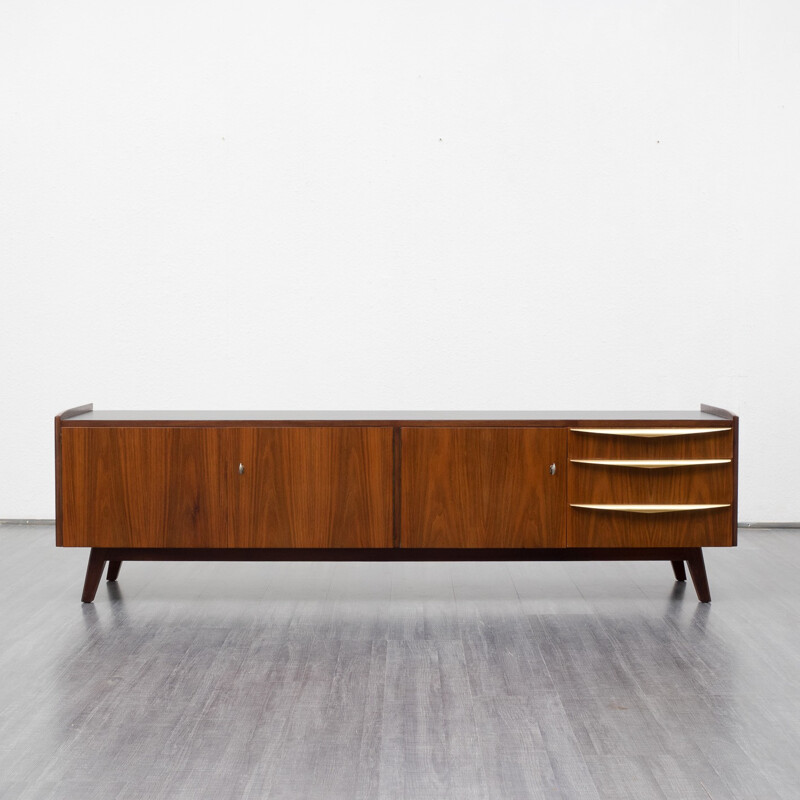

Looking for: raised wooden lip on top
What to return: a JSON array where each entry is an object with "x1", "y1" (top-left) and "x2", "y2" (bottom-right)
[{"x1": 55, "y1": 405, "x2": 735, "y2": 427}]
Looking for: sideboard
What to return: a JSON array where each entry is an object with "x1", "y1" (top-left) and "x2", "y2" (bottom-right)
[{"x1": 55, "y1": 404, "x2": 738, "y2": 603}]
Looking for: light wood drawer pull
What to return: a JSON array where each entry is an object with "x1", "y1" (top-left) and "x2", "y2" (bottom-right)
[
  {"x1": 570, "y1": 427, "x2": 730, "y2": 437},
  {"x1": 571, "y1": 503, "x2": 731, "y2": 514},
  {"x1": 570, "y1": 459, "x2": 731, "y2": 469}
]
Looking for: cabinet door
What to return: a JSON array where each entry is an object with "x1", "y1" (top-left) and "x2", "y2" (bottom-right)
[
  {"x1": 228, "y1": 427, "x2": 393, "y2": 548},
  {"x1": 61, "y1": 427, "x2": 228, "y2": 547},
  {"x1": 401, "y1": 427, "x2": 567, "y2": 548}
]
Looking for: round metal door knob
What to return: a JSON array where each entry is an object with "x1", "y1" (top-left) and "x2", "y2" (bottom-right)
[{"x1": 239, "y1": 463, "x2": 245, "y2": 475}]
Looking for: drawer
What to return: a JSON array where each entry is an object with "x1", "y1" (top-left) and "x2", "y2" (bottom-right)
[
  {"x1": 569, "y1": 426, "x2": 733, "y2": 460},
  {"x1": 568, "y1": 504, "x2": 734, "y2": 548},
  {"x1": 568, "y1": 460, "x2": 733, "y2": 505}
]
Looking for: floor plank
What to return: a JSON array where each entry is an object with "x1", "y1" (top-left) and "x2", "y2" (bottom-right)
[{"x1": 1, "y1": 526, "x2": 799, "y2": 799}]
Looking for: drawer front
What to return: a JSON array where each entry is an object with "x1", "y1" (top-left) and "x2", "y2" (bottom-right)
[
  {"x1": 401, "y1": 427, "x2": 567, "y2": 548},
  {"x1": 569, "y1": 461, "x2": 733, "y2": 505},
  {"x1": 569, "y1": 427, "x2": 733, "y2": 460},
  {"x1": 61, "y1": 427, "x2": 229, "y2": 547},
  {"x1": 568, "y1": 425, "x2": 735, "y2": 547},
  {"x1": 569, "y1": 505, "x2": 734, "y2": 548},
  {"x1": 229, "y1": 427, "x2": 393, "y2": 548}
]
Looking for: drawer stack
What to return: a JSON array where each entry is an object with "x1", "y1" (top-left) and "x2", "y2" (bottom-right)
[{"x1": 567, "y1": 426, "x2": 735, "y2": 548}]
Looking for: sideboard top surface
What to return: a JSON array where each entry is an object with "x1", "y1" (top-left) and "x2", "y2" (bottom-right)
[{"x1": 59, "y1": 409, "x2": 733, "y2": 425}]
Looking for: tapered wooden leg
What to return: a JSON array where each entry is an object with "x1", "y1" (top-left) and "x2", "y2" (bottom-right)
[
  {"x1": 686, "y1": 548, "x2": 711, "y2": 603},
  {"x1": 671, "y1": 560, "x2": 687, "y2": 582},
  {"x1": 106, "y1": 561, "x2": 122, "y2": 582},
  {"x1": 81, "y1": 549, "x2": 107, "y2": 603}
]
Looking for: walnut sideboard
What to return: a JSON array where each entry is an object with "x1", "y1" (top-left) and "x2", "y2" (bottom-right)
[{"x1": 55, "y1": 404, "x2": 738, "y2": 603}]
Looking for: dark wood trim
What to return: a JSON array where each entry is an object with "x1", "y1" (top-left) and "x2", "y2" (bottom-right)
[
  {"x1": 57, "y1": 402, "x2": 95, "y2": 543},
  {"x1": 56, "y1": 404, "x2": 93, "y2": 545},
  {"x1": 700, "y1": 403, "x2": 738, "y2": 547},
  {"x1": 732, "y1": 414, "x2": 739, "y2": 546},
  {"x1": 392, "y1": 426, "x2": 401, "y2": 548},
  {"x1": 59, "y1": 403, "x2": 94, "y2": 420},
  {"x1": 671, "y1": 560, "x2": 687, "y2": 581},
  {"x1": 700, "y1": 403, "x2": 734, "y2": 420},
  {"x1": 564, "y1": 429, "x2": 571, "y2": 547},
  {"x1": 60, "y1": 418, "x2": 734, "y2": 429},
  {"x1": 54, "y1": 415, "x2": 62, "y2": 547},
  {"x1": 81, "y1": 548, "x2": 107, "y2": 603},
  {"x1": 81, "y1": 545, "x2": 711, "y2": 563},
  {"x1": 686, "y1": 548, "x2": 711, "y2": 602}
]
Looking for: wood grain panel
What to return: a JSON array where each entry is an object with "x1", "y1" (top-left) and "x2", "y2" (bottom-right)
[
  {"x1": 228, "y1": 427, "x2": 393, "y2": 548},
  {"x1": 568, "y1": 462, "x2": 733, "y2": 505},
  {"x1": 61, "y1": 427, "x2": 228, "y2": 547},
  {"x1": 401, "y1": 428, "x2": 566, "y2": 548},
  {"x1": 568, "y1": 505, "x2": 734, "y2": 548},
  {"x1": 569, "y1": 428, "x2": 733, "y2": 460},
  {"x1": 54, "y1": 414, "x2": 63, "y2": 546}
]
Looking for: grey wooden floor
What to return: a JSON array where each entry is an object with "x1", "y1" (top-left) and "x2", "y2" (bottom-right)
[{"x1": 1, "y1": 527, "x2": 799, "y2": 799}]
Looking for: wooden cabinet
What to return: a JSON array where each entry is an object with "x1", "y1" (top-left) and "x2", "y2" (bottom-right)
[
  {"x1": 55, "y1": 406, "x2": 738, "y2": 603},
  {"x1": 401, "y1": 427, "x2": 566, "y2": 548}
]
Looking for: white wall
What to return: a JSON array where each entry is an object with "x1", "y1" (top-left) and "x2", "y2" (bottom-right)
[{"x1": 1, "y1": 0, "x2": 797, "y2": 521}]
